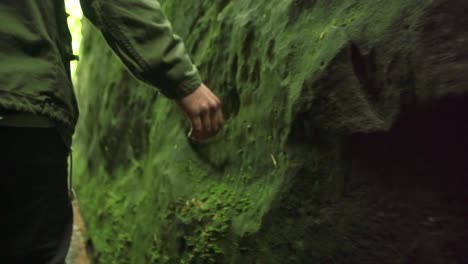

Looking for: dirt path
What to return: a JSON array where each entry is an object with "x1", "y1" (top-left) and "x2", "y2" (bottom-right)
[{"x1": 66, "y1": 201, "x2": 91, "y2": 264}]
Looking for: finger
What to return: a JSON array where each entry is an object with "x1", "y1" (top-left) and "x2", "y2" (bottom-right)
[
  {"x1": 210, "y1": 102, "x2": 219, "y2": 132},
  {"x1": 216, "y1": 107, "x2": 224, "y2": 130},
  {"x1": 191, "y1": 116, "x2": 203, "y2": 140},
  {"x1": 210, "y1": 93, "x2": 222, "y2": 106},
  {"x1": 201, "y1": 108, "x2": 212, "y2": 137}
]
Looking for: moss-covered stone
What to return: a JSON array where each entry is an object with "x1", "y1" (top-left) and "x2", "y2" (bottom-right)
[{"x1": 73, "y1": 0, "x2": 468, "y2": 263}]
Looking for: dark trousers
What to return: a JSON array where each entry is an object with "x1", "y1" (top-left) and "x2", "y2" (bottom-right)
[{"x1": 0, "y1": 127, "x2": 73, "y2": 263}]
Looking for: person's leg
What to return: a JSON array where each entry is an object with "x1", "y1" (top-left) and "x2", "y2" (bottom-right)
[{"x1": 0, "y1": 127, "x2": 73, "y2": 264}]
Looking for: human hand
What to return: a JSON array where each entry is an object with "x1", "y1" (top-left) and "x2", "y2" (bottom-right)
[{"x1": 176, "y1": 83, "x2": 224, "y2": 140}]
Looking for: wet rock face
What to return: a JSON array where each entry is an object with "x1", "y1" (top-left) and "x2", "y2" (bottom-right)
[{"x1": 74, "y1": 0, "x2": 468, "y2": 263}]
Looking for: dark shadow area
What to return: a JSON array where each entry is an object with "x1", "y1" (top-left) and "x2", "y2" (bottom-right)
[
  {"x1": 346, "y1": 94, "x2": 468, "y2": 196},
  {"x1": 255, "y1": 95, "x2": 468, "y2": 264},
  {"x1": 342, "y1": 94, "x2": 468, "y2": 263}
]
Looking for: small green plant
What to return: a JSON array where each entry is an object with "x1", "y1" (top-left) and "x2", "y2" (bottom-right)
[{"x1": 175, "y1": 186, "x2": 252, "y2": 264}]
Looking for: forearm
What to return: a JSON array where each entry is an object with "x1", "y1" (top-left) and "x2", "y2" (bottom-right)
[{"x1": 80, "y1": 0, "x2": 201, "y2": 99}]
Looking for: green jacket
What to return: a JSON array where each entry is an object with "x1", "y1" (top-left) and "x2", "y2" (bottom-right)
[{"x1": 0, "y1": 0, "x2": 201, "y2": 132}]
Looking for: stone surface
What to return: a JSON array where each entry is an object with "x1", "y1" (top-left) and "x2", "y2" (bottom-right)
[{"x1": 73, "y1": 0, "x2": 468, "y2": 263}]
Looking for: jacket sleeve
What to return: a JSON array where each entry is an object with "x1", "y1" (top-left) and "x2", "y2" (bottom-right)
[{"x1": 79, "y1": 0, "x2": 202, "y2": 99}]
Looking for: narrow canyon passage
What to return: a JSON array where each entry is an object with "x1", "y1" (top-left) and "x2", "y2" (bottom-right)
[{"x1": 67, "y1": 0, "x2": 468, "y2": 263}]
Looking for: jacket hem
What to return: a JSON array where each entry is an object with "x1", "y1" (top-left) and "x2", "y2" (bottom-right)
[{"x1": 0, "y1": 91, "x2": 75, "y2": 131}]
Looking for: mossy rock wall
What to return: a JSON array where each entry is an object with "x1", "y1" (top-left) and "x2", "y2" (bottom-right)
[{"x1": 74, "y1": 0, "x2": 468, "y2": 263}]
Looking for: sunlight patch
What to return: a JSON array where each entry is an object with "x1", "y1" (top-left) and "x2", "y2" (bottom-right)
[{"x1": 65, "y1": 0, "x2": 83, "y2": 79}]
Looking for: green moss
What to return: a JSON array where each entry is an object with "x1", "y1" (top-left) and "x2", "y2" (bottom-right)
[{"x1": 73, "y1": 0, "x2": 468, "y2": 263}]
